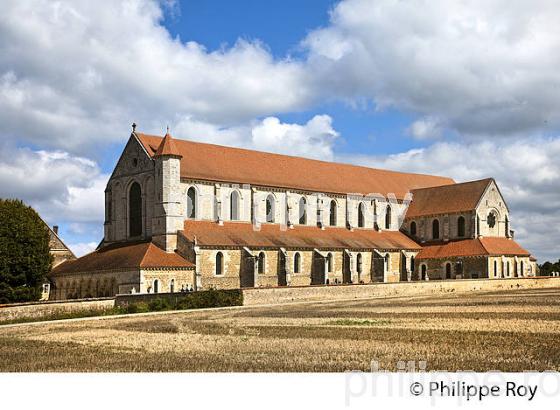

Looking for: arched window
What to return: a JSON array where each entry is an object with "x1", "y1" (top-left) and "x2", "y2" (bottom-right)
[
  {"x1": 520, "y1": 261, "x2": 524, "y2": 277},
  {"x1": 445, "y1": 263, "x2": 452, "y2": 279},
  {"x1": 506, "y1": 261, "x2": 510, "y2": 277},
  {"x1": 421, "y1": 264, "x2": 427, "y2": 280},
  {"x1": 230, "y1": 191, "x2": 240, "y2": 221},
  {"x1": 294, "y1": 253, "x2": 301, "y2": 274},
  {"x1": 170, "y1": 279, "x2": 175, "y2": 293},
  {"x1": 432, "y1": 219, "x2": 440, "y2": 240},
  {"x1": 457, "y1": 216, "x2": 465, "y2": 237},
  {"x1": 410, "y1": 221, "x2": 417, "y2": 236},
  {"x1": 357, "y1": 253, "x2": 363, "y2": 274},
  {"x1": 487, "y1": 211, "x2": 497, "y2": 228},
  {"x1": 494, "y1": 260, "x2": 498, "y2": 277},
  {"x1": 266, "y1": 195, "x2": 275, "y2": 223},
  {"x1": 215, "y1": 252, "x2": 224, "y2": 276},
  {"x1": 358, "y1": 203, "x2": 365, "y2": 228},
  {"x1": 129, "y1": 182, "x2": 142, "y2": 237},
  {"x1": 258, "y1": 252, "x2": 265, "y2": 274},
  {"x1": 298, "y1": 196, "x2": 307, "y2": 224},
  {"x1": 153, "y1": 279, "x2": 159, "y2": 294},
  {"x1": 329, "y1": 200, "x2": 337, "y2": 226},
  {"x1": 187, "y1": 187, "x2": 196, "y2": 219},
  {"x1": 385, "y1": 205, "x2": 392, "y2": 229},
  {"x1": 410, "y1": 256, "x2": 415, "y2": 273},
  {"x1": 327, "y1": 253, "x2": 333, "y2": 273}
]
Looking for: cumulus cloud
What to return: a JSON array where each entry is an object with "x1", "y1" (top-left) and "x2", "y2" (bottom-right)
[
  {"x1": 304, "y1": 0, "x2": 560, "y2": 137},
  {"x1": 4, "y1": 0, "x2": 560, "y2": 151},
  {"x1": 0, "y1": 0, "x2": 310, "y2": 153},
  {"x1": 340, "y1": 137, "x2": 560, "y2": 261},
  {"x1": 174, "y1": 114, "x2": 339, "y2": 160},
  {"x1": 407, "y1": 117, "x2": 444, "y2": 140},
  {"x1": 0, "y1": 145, "x2": 107, "y2": 226}
]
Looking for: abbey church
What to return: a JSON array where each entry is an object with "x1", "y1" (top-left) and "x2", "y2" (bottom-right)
[{"x1": 50, "y1": 127, "x2": 538, "y2": 299}]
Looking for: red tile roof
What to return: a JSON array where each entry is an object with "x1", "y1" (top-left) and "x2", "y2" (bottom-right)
[
  {"x1": 51, "y1": 241, "x2": 194, "y2": 275},
  {"x1": 479, "y1": 237, "x2": 530, "y2": 257},
  {"x1": 154, "y1": 132, "x2": 182, "y2": 157},
  {"x1": 136, "y1": 133, "x2": 454, "y2": 199},
  {"x1": 416, "y1": 237, "x2": 530, "y2": 260},
  {"x1": 406, "y1": 178, "x2": 492, "y2": 218},
  {"x1": 182, "y1": 220, "x2": 421, "y2": 250}
]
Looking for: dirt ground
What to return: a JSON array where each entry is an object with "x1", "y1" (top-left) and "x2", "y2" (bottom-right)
[{"x1": 1, "y1": 287, "x2": 559, "y2": 372}]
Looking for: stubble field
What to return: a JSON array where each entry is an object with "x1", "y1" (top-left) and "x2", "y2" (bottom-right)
[{"x1": 1, "y1": 287, "x2": 559, "y2": 372}]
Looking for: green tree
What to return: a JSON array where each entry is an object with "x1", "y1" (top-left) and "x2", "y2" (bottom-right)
[
  {"x1": 0, "y1": 199, "x2": 53, "y2": 303},
  {"x1": 538, "y1": 260, "x2": 560, "y2": 276}
]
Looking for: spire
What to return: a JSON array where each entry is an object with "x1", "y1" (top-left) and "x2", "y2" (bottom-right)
[{"x1": 154, "y1": 127, "x2": 182, "y2": 158}]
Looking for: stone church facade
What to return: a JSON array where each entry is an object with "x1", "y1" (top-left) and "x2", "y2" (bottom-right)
[{"x1": 49, "y1": 128, "x2": 537, "y2": 299}]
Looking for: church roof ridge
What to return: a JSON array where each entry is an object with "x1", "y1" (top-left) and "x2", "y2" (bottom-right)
[{"x1": 135, "y1": 132, "x2": 455, "y2": 199}]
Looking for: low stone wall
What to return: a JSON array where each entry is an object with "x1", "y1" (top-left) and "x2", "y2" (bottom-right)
[
  {"x1": 241, "y1": 277, "x2": 560, "y2": 306},
  {"x1": 0, "y1": 298, "x2": 115, "y2": 323}
]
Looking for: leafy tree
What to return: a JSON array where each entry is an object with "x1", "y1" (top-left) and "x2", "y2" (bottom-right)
[
  {"x1": 0, "y1": 199, "x2": 53, "y2": 303},
  {"x1": 539, "y1": 260, "x2": 560, "y2": 276}
]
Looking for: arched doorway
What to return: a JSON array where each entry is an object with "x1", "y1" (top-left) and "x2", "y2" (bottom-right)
[
  {"x1": 278, "y1": 252, "x2": 287, "y2": 286},
  {"x1": 445, "y1": 263, "x2": 452, "y2": 279},
  {"x1": 129, "y1": 182, "x2": 142, "y2": 237},
  {"x1": 342, "y1": 252, "x2": 351, "y2": 283}
]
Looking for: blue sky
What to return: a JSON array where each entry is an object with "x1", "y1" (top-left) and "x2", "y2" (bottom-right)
[{"x1": 1, "y1": 0, "x2": 560, "y2": 261}]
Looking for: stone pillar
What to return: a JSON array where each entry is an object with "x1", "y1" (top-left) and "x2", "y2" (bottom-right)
[{"x1": 284, "y1": 251, "x2": 292, "y2": 286}]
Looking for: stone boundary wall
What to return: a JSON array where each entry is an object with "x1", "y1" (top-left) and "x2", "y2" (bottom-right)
[
  {"x1": 241, "y1": 277, "x2": 560, "y2": 306},
  {"x1": 0, "y1": 298, "x2": 115, "y2": 322},
  {"x1": 115, "y1": 292, "x2": 191, "y2": 307}
]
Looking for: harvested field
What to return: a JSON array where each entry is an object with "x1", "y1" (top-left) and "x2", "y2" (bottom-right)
[{"x1": 1, "y1": 287, "x2": 559, "y2": 372}]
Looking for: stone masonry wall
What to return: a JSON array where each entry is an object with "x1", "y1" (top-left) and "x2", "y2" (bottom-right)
[
  {"x1": 0, "y1": 298, "x2": 115, "y2": 323},
  {"x1": 242, "y1": 277, "x2": 560, "y2": 306}
]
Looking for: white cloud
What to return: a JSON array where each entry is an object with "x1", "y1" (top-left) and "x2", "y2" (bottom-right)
[
  {"x1": 4, "y1": 0, "x2": 560, "y2": 152},
  {"x1": 339, "y1": 137, "x2": 560, "y2": 261},
  {"x1": 304, "y1": 0, "x2": 560, "y2": 137},
  {"x1": 0, "y1": 0, "x2": 310, "y2": 153},
  {"x1": 407, "y1": 117, "x2": 443, "y2": 140},
  {"x1": 68, "y1": 242, "x2": 98, "y2": 257},
  {"x1": 174, "y1": 114, "x2": 339, "y2": 160},
  {"x1": 0, "y1": 145, "x2": 107, "y2": 225}
]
